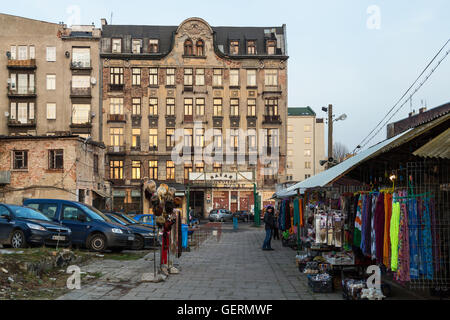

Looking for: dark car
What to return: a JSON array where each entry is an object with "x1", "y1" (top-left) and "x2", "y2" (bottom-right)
[
  {"x1": 233, "y1": 210, "x2": 250, "y2": 222},
  {"x1": 23, "y1": 199, "x2": 134, "y2": 253},
  {"x1": 0, "y1": 204, "x2": 72, "y2": 248},
  {"x1": 105, "y1": 213, "x2": 160, "y2": 250}
]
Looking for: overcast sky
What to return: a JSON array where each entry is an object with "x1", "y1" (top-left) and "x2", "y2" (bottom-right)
[{"x1": 2, "y1": 0, "x2": 449, "y2": 154}]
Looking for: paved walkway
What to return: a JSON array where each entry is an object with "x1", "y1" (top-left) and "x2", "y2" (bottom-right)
[{"x1": 58, "y1": 223, "x2": 341, "y2": 300}]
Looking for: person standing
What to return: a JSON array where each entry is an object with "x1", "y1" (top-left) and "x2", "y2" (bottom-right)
[
  {"x1": 273, "y1": 211, "x2": 280, "y2": 240},
  {"x1": 262, "y1": 206, "x2": 275, "y2": 251}
]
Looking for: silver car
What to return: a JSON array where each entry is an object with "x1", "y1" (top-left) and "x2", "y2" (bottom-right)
[{"x1": 208, "y1": 209, "x2": 233, "y2": 222}]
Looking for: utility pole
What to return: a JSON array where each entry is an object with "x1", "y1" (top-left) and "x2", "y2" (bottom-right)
[{"x1": 328, "y1": 104, "x2": 333, "y2": 162}]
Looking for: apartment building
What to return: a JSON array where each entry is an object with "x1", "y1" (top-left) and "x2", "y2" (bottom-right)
[
  {"x1": 100, "y1": 18, "x2": 288, "y2": 215},
  {"x1": 286, "y1": 107, "x2": 325, "y2": 183}
]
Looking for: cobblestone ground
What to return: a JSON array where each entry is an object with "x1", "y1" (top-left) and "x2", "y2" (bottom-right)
[{"x1": 58, "y1": 223, "x2": 341, "y2": 300}]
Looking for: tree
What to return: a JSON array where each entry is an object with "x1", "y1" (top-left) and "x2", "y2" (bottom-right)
[{"x1": 333, "y1": 142, "x2": 350, "y2": 163}]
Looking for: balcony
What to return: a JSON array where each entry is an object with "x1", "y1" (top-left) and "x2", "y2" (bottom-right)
[
  {"x1": 148, "y1": 115, "x2": 158, "y2": 128},
  {"x1": 229, "y1": 116, "x2": 240, "y2": 128},
  {"x1": 70, "y1": 118, "x2": 92, "y2": 128},
  {"x1": 70, "y1": 85, "x2": 91, "y2": 98},
  {"x1": 263, "y1": 178, "x2": 278, "y2": 186},
  {"x1": 263, "y1": 115, "x2": 282, "y2": 125},
  {"x1": 7, "y1": 59, "x2": 36, "y2": 70},
  {"x1": 108, "y1": 114, "x2": 126, "y2": 123},
  {"x1": 131, "y1": 115, "x2": 142, "y2": 127},
  {"x1": 212, "y1": 116, "x2": 223, "y2": 128},
  {"x1": 70, "y1": 60, "x2": 92, "y2": 70},
  {"x1": 107, "y1": 145, "x2": 126, "y2": 155},
  {"x1": 263, "y1": 85, "x2": 282, "y2": 94},
  {"x1": 247, "y1": 116, "x2": 257, "y2": 128},
  {"x1": 7, "y1": 118, "x2": 36, "y2": 128},
  {"x1": 131, "y1": 145, "x2": 141, "y2": 152},
  {"x1": 7, "y1": 87, "x2": 36, "y2": 98},
  {"x1": 108, "y1": 83, "x2": 124, "y2": 91},
  {"x1": 165, "y1": 116, "x2": 176, "y2": 127}
]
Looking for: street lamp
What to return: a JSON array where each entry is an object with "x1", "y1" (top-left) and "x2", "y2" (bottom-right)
[{"x1": 322, "y1": 105, "x2": 348, "y2": 169}]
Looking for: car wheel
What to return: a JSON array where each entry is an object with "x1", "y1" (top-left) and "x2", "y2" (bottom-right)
[
  {"x1": 88, "y1": 233, "x2": 107, "y2": 252},
  {"x1": 133, "y1": 235, "x2": 145, "y2": 250},
  {"x1": 10, "y1": 230, "x2": 27, "y2": 248}
]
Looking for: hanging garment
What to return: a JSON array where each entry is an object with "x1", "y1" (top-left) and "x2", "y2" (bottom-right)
[
  {"x1": 395, "y1": 192, "x2": 410, "y2": 283},
  {"x1": 383, "y1": 193, "x2": 393, "y2": 268},
  {"x1": 353, "y1": 195, "x2": 363, "y2": 247},
  {"x1": 390, "y1": 200, "x2": 401, "y2": 271},
  {"x1": 408, "y1": 198, "x2": 420, "y2": 279},
  {"x1": 285, "y1": 201, "x2": 292, "y2": 231},
  {"x1": 361, "y1": 195, "x2": 372, "y2": 257},
  {"x1": 279, "y1": 201, "x2": 286, "y2": 231},
  {"x1": 371, "y1": 195, "x2": 377, "y2": 260},
  {"x1": 374, "y1": 193, "x2": 385, "y2": 264},
  {"x1": 288, "y1": 202, "x2": 294, "y2": 233},
  {"x1": 299, "y1": 199, "x2": 304, "y2": 228},
  {"x1": 422, "y1": 198, "x2": 434, "y2": 280},
  {"x1": 293, "y1": 198, "x2": 300, "y2": 226}
]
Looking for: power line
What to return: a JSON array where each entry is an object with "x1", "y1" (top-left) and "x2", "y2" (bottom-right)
[{"x1": 353, "y1": 38, "x2": 450, "y2": 153}]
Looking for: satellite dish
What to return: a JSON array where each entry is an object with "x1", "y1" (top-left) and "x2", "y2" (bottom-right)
[{"x1": 90, "y1": 77, "x2": 97, "y2": 85}]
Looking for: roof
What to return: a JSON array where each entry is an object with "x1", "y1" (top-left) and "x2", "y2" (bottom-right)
[
  {"x1": 288, "y1": 107, "x2": 316, "y2": 116},
  {"x1": 0, "y1": 135, "x2": 105, "y2": 148},
  {"x1": 413, "y1": 128, "x2": 450, "y2": 159}
]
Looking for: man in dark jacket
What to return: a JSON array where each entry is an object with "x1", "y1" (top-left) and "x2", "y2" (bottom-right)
[{"x1": 262, "y1": 206, "x2": 275, "y2": 251}]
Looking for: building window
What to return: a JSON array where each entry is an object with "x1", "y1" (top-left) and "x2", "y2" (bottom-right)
[
  {"x1": 196, "y1": 40, "x2": 204, "y2": 56},
  {"x1": 149, "y1": 39, "x2": 159, "y2": 53},
  {"x1": 149, "y1": 68, "x2": 158, "y2": 86},
  {"x1": 304, "y1": 125, "x2": 312, "y2": 132},
  {"x1": 195, "y1": 162, "x2": 204, "y2": 173},
  {"x1": 196, "y1": 98, "x2": 205, "y2": 116},
  {"x1": 184, "y1": 129, "x2": 193, "y2": 147},
  {"x1": 166, "y1": 98, "x2": 175, "y2": 116},
  {"x1": 132, "y1": 39, "x2": 142, "y2": 54},
  {"x1": 166, "y1": 161, "x2": 175, "y2": 180},
  {"x1": 93, "y1": 155, "x2": 99, "y2": 175},
  {"x1": 184, "y1": 163, "x2": 193, "y2": 180},
  {"x1": 247, "y1": 40, "x2": 256, "y2": 54},
  {"x1": 184, "y1": 39, "x2": 193, "y2": 55},
  {"x1": 166, "y1": 129, "x2": 175, "y2": 148},
  {"x1": 72, "y1": 48, "x2": 90, "y2": 68},
  {"x1": 184, "y1": 68, "x2": 193, "y2": 86},
  {"x1": 184, "y1": 98, "x2": 193, "y2": 116},
  {"x1": 247, "y1": 99, "x2": 256, "y2": 116},
  {"x1": 213, "y1": 98, "x2": 222, "y2": 117},
  {"x1": 230, "y1": 69, "x2": 239, "y2": 86},
  {"x1": 230, "y1": 40, "x2": 239, "y2": 55},
  {"x1": 13, "y1": 151, "x2": 28, "y2": 170},
  {"x1": 304, "y1": 149, "x2": 312, "y2": 157},
  {"x1": 46, "y1": 74, "x2": 56, "y2": 90},
  {"x1": 110, "y1": 67, "x2": 124, "y2": 85},
  {"x1": 247, "y1": 69, "x2": 257, "y2": 87},
  {"x1": 305, "y1": 174, "x2": 311, "y2": 179},
  {"x1": 112, "y1": 38, "x2": 122, "y2": 53},
  {"x1": 265, "y1": 69, "x2": 278, "y2": 86},
  {"x1": 266, "y1": 40, "x2": 276, "y2": 55},
  {"x1": 230, "y1": 99, "x2": 239, "y2": 116},
  {"x1": 132, "y1": 98, "x2": 141, "y2": 115},
  {"x1": 149, "y1": 161, "x2": 158, "y2": 180},
  {"x1": 166, "y1": 68, "x2": 175, "y2": 86},
  {"x1": 110, "y1": 128, "x2": 124, "y2": 146},
  {"x1": 72, "y1": 75, "x2": 90, "y2": 89},
  {"x1": 213, "y1": 162, "x2": 222, "y2": 173},
  {"x1": 72, "y1": 104, "x2": 90, "y2": 124},
  {"x1": 267, "y1": 129, "x2": 279, "y2": 148},
  {"x1": 230, "y1": 129, "x2": 239, "y2": 148},
  {"x1": 248, "y1": 129, "x2": 257, "y2": 152},
  {"x1": 47, "y1": 103, "x2": 56, "y2": 120},
  {"x1": 149, "y1": 129, "x2": 158, "y2": 149},
  {"x1": 49, "y1": 150, "x2": 64, "y2": 170},
  {"x1": 305, "y1": 162, "x2": 312, "y2": 169},
  {"x1": 213, "y1": 129, "x2": 222, "y2": 148},
  {"x1": 195, "y1": 68, "x2": 205, "y2": 86},
  {"x1": 149, "y1": 98, "x2": 158, "y2": 116},
  {"x1": 132, "y1": 129, "x2": 141, "y2": 150},
  {"x1": 46, "y1": 47, "x2": 56, "y2": 62},
  {"x1": 132, "y1": 161, "x2": 141, "y2": 180},
  {"x1": 287, "y1": 137, "x2": 293, "y2": 144},
  {"x1": 213, "y1": 69, "x2": 223, "y2": 86},
  {"x1": 29, "y1": 46, "x2": 35, "y2": 59},
  {"x1": 304, "y1": 137, "x2": 311, "y2": 144},
  {"x1": 110, "y1": 98, "x2": 124, "y2": 115},
  {"x1": 110, "y1": 160, "x2": 123, "y2": 179},
  {"x1": 132, "y1": 68, "x2": 141, "y2": 85},
  {"x1": 265, "y1": 98, "x2": 279, "y2": 116},
  {"x1": 195, "y1": 128, "x2": 205, "y2": 147}
]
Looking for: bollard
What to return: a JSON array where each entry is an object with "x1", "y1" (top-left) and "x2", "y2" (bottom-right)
[{"x1": 233, "y1": 216, "x2": 238, "y2": 230}]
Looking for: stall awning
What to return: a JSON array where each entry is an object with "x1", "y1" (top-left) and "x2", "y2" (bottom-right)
[{"x1": 413, "y1": 128, "x2": 450, "y2": 159}]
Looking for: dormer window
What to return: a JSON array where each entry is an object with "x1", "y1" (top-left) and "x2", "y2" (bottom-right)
[
  {"x1": 112, "y1": 38, "x2": 122, "y2": 53},
  {"x1": 247, "y1": 40, "x2": 256, "y2": 55},
  {"x1": 184, "y1": 39, "x2": 193, "y2": 56},
  {"x1": 196, "y1": 40, "x2": 204, "y2": 56},
  {"x1": 149, "y1": 39, "x2": 159, "y2": 53},
  {"x1": 132, "y1": 39, "x2": 142, "y2": 54},
  {"x1": 230, "y1": 40, "x2": 239, "y2": 55},
  {"x1": 266, "y1": 40, "x2": 276, "y2": 55}
]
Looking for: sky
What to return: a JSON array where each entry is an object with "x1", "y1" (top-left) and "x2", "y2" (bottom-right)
[{"x1": 2, "y1": 0, "x2": 450, "y2": 154}]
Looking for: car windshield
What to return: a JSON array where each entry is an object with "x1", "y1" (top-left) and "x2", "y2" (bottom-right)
[
  {"x1": 9, "y1": 205, "x2": 51, "y2": 221},
  {"x1": 120, "y1": 214, "x2": 138, "y2": 224},
  {"x1": 79, "y1": 204, "x2": 110, "y2": 222},
  {"x1": 107, "y1": 214, "x2": 127, "y2": 226}
]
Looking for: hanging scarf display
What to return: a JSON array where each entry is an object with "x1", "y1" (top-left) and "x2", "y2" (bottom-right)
[
  {"x1": 374, "y1": 193, "x2": 385, "y2": 264},
  {"x1": 390, "y1": 200, "x2": 401, "y2": 271},
  {"x1": 395, "y1": 191, "x2": 410, "y2": 283},
  {"x1": 353, "y1": 195, "x2": 363, "y2": 247},
  {"x1": 408, "y1": 198, "x2": 419, "y2": 279},
  {"x1": 383, "y1": 193, "x2": 393, "y2": 268},
  {"x1": 370, "y1": 194, "x2": 377, "y2": 260},
  {"x1": 279, "y1": 200, "x2": 286, "y2": 231}
]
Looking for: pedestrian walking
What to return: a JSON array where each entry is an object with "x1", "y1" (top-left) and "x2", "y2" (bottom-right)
[
  {"x1": 262, "y1": 206, "x2": 275, "y2": 251},
  {"x1": 273, "y1": 211, "x2": 280, "y2": 240}
]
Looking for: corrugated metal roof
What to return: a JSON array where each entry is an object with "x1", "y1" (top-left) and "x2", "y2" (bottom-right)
[{"x1": 413, "y1": 128, "x2": 450, "y2": 159}]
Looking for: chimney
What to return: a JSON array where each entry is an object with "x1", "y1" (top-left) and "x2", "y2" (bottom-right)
[
  {"x1": 419, "y1": 107, "x2": 427, "y2": 114},
  {"x1": 101, "y1": 18, "x2": 108, "y2": 27},
  {"x1": 409, "y1": 110, "x2": 416, "y2": 117}
]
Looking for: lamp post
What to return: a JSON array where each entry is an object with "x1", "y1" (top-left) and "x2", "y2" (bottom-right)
[{"x1": 321, "y1": 105, "x2": 347, "y2": 168}]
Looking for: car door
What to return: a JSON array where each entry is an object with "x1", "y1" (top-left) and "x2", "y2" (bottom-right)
[
  {"x1": 61, "y1": 205, "x2": 91, "y2": 245},
  {"x1": 0, "y1": 205, "x2": 14, "y2": 242}
]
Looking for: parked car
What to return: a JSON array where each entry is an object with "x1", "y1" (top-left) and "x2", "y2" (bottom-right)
[
  {"x1": 23, "y1": 199, "x2": 135, "y2": 253},
  {"x1": 233, "y1": 210, "x2": 250, "y2": 222},
  {"x1": 0, "y1": 204, "x2": 72, "y2": 248},
  {"x1": 208, "y1": 209, "x2": 233, "y2": 222},
  {"x1": 105, "y1": 212, "x2": 159, "y2": 250}
]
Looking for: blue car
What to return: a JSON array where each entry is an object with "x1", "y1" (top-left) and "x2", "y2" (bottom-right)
[
  {"x1": 23, "y1": 199, "x2": 135, "y2": 253},
  {"x1": 0, "y1": 204, "x2": 72, "y2": 248}
]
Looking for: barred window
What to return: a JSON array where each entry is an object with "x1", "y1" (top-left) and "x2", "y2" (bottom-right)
[
  {"x1": 49, "y1": 149, "x2": 64, "y2": 170},
  {"x1": 13, "y1": 151, "x2": 28, "y2": 170}
]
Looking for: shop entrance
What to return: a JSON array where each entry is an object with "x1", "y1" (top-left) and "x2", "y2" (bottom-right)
[{"x1": 190, "y1": 191, "x2": 205, "y2": 219}]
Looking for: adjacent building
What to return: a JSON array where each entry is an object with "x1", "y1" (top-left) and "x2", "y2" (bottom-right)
[
  {"x1": 100, "y1": 18, "x2": 288, "y2": 215},
  {"x1": 286, "y1": 107, "x2": 325, "y2": 183}
]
